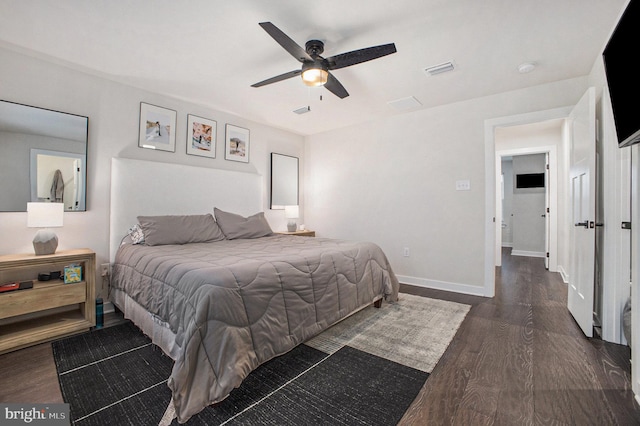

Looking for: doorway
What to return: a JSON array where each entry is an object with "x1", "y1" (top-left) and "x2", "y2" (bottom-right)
[
  {"x1": 493, "y1": 118, "x2": 564, "y2": 272},
  {"x1": 501, "y1": 154, "x2": 548, "y2": 261},
  {"x1": 496, "y1": 146, "x2": 557, "y2": 270},
  {"x1": 483, "y1": 107, "x2": 571, "y2": 298},
  {"x1": 485, "y1": 98, "x2": 631, "y2": 345}
]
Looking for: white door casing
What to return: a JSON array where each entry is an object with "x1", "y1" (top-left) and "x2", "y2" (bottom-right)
[
  {"x1": 495, "y1": 147, "x2": 558, "y2": 270},
  {"x1": 511, "y1": 154, "x2": 547, "y2": 257},
  {"x1": 545, "y1": 153, "x2": 550, "y2": 269},
  {"x1": 631, "y1": 144, "x2": 640, "y2": 403},
  {"x1": 568, "y1": 87, "x2": 596, "y2": 338},
  {"x1": 485, "y1": 106, "x2": 572, "y2": 297}
]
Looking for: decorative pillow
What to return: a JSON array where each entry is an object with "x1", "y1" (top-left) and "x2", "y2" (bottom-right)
[
  {"x1": 214, "y1": 208, "x2": 273, "y2": 239},
  {"x1": 136, "y1": 214, "x2": 226, "y2": 246},
  {"x1": 128, "y1": 224, "x2": 145, "y2": 245}
]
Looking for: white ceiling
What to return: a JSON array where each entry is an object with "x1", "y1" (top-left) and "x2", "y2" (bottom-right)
[{"x1": 0, "y1": 0, "x2": 628, "y2": 136}]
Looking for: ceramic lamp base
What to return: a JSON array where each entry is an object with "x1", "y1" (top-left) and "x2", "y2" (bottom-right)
[
  {"x1": 33, "y1": 229, "x2": 58, "y2": 255},
  {"x1": 287, "y1": 222, "x2": 297, "y2": 232}
]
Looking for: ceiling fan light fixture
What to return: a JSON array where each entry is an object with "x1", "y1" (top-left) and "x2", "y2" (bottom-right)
[{"x1": 301, "y1": 67, "x2": 328, "y2": 87}]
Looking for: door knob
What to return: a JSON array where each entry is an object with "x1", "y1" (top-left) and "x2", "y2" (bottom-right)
[{"x1": 574, "y1": 221, "x2": 588, "y2": 228}]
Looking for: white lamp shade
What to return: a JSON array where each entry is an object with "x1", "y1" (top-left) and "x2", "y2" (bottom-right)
[
  {"x1": 27, "y1": 202, "x2": 64, "y2": 228},
  {"x1": 284, "y1": 205, "x2": 299, "y2": 219}
]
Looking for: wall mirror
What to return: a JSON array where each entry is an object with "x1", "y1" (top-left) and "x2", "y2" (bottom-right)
[
  {"x1": 0, "y1": 100, "x2": 88, "y2": 212},
  {"x1": 270, "y1": 153, "x2": 298, "y2": 209}
]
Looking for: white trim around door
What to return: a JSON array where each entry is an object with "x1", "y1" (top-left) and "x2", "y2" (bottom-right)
[
  {"x1": 484, "y1": 106, "x2": 572, "y2": 298},
  {"x1": 496, "y1": 146, "x2": 558, "y2": 273}
]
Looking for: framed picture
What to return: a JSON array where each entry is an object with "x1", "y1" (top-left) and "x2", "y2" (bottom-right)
[
  {"x1": 138, "y1": 102, "x2": 176, "y2": 152},
  {"x1": 186, "y1": 114, "x2": 216, "y2": 158},
  {"x1": 225, "y1": 124, "x2": 250, "y2": 163}
]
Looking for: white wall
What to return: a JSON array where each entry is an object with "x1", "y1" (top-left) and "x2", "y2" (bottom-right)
[
  {"x1": 305, "y1": 77, "x2": 588, "y2": 295},
  {"x1": 0, "y1": 47, "x2": 305, "y2": 298}
]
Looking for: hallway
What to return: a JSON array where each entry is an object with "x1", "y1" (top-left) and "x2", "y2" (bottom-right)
[{"x1": 399, "y1": 248, "x2": 640, "y2": 425}]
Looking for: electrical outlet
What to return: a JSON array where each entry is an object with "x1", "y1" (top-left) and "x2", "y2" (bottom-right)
[
  {"x1": 456, "y1": 180, "x2": 471, "y2": 191},
  {"x1": 101, "y1": 263, "x2": 110, "y2": 277},
  {"x1": 403, "y1": 247, "x2": 410, "y2": 257}
]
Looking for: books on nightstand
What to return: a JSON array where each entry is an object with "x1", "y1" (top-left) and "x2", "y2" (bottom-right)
[
  {"x1": 64, "y1": 264, "x2": 83, "y2": 284},
  {"x1": 0, "y1": 281, "x2": 33, "y2": 293}
]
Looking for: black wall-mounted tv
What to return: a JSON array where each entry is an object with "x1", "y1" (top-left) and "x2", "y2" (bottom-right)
[
  {"x1": 516, "y1": 173, "x2": 545, "y2": 189},
  {"x1": 603, "y1": 0, "x2": 640, "y2": 148}
]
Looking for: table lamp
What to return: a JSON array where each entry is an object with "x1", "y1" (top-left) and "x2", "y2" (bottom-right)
[
  {"x1": 285, "y1": 205, "x2": 299, "y2": 232},
  {"x1": 27, "y1": 202, "x2": 64, "y2": 255}
]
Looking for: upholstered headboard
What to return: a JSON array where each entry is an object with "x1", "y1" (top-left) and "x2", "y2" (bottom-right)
[{"x1": 109, "y1": 158, "x2": 263, "y2": 261}]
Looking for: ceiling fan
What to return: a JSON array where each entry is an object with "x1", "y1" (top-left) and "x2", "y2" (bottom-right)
[{"x1": 251, "y1": 22, "x2": 397, "y2": 99}]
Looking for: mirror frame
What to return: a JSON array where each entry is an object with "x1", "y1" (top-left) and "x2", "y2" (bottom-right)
[
  {"x1": 0, "y1": 100, "x2": 89, "y2": 212},
  {"x1": 270, "y1": 153, "x2": 299, "y2": 210}
]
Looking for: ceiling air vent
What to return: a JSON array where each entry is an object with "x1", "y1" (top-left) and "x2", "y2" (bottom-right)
[
  {"x1": 293, "y1": 106, "x2": 311, "y2": 115},
  {"x1": 424, "y1": 61, "x2": 455, "y2": 76}
]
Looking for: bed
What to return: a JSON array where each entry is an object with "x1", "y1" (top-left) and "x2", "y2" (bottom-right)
[{"x1": 109, "y1": 158, "x2": 399, "y2": 423}]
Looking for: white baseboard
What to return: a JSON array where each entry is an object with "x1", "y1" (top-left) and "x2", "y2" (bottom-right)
[
  {"x1": 397, "y1": 274, "x2": 487, "y2": 297},
  {"x1": 104, "y1": 301, "x2": 115, "y2": 314},
  {"x1": 511, "y1": 250, "x2": 546, "y2": 258},
  {"x1": 557, "y1": 265, "x2": 569, "y2": 284}
]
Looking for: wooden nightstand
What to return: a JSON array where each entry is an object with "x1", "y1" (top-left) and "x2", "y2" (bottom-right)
[
  {"x1": 0, "y1": 249, "x2": 96, "y2": 354},
  {"x1": 276, "y1": 230, "x2": 316, "y2": 237}
]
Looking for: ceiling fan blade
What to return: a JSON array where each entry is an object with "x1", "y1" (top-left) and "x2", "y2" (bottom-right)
[
  {"x1": 259, "y1": 22, "x2": 312, "y2": 62},
  {"x1": 251, "y1": 70, "x2": 302, "y2": 88},
  {"x1": 326, "y1": 43, "x2": 397, "y2": 70},
  {"x1": 324, "y1": 72, "x2": 349, "y2": 99}
]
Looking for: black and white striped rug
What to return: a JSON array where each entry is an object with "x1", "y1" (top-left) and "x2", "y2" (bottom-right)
[{"x1": 52, "y1": 294, "x2": 470, "y2": 425}]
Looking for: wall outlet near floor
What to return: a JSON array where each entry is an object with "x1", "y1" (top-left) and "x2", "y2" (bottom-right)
[
  {"x1": 403, "y1": 247, "x2": 410, "y2": 257},
  {"x1": 100, "y1": 263, "x2": 110, "y2": 277}
]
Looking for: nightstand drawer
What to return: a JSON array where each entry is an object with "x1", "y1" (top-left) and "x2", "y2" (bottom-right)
[{"x1": 0, "y1": 282, "x2": 86, "y2": 320}]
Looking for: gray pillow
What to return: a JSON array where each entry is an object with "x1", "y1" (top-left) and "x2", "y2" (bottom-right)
[
  {"x1": 137, "y1": 214, "x2": 226, "y2": 246},
  {"x1": 214, "y1": 208, "x2": 273, "y2": 239}
]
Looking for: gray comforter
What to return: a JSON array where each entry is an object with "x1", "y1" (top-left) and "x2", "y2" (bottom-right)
[{"x1": 111, "y1": 235, "x2": 399, "y2": 423}]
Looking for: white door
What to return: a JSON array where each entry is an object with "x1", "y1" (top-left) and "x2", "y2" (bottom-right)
[{"x1": 568, "y1": 87, "x2": 596, "y2": 337}]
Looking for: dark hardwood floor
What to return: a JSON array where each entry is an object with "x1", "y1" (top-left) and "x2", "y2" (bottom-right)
[
  {"x1": 0, "y1": 314, "x2": 126, "y2": 404},
  {"x1": 1, "y1": 248, "x2": 639, "y2": 425},
  {"x1": 399, "y1": 248, "x2": 640, "y2": 425}
]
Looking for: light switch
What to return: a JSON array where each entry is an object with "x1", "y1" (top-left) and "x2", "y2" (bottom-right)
[{"x1": 456, "y1": 180, "x2": 471, "y2": 191}]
